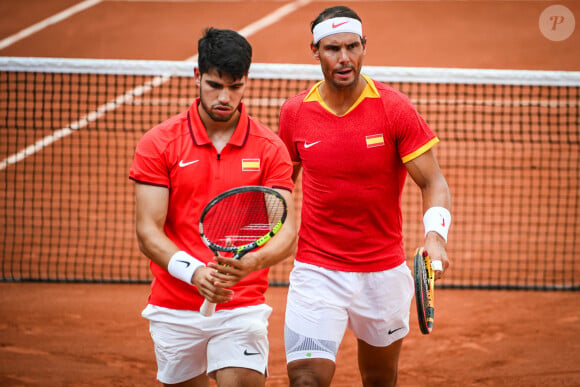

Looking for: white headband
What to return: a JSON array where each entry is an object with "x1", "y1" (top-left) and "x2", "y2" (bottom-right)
[{"x1": 312, "y1": 17, "x2": 363, "y2": 44}]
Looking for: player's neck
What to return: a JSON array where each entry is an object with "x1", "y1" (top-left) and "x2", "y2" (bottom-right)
[
  {"x1": 319, "y1": 76, "x2": 367, "y2": 116},
  {"x1": 202, "y1": 112, "x2": 240, "y2": 153}
]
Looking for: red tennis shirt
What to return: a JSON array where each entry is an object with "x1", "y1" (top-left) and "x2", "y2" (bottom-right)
[
  {"x1": 279, "y1": 75, "x2": 438, "y2": 272},
  {"x1": 130, "y1": 99, "x2": 293, "y2": 311}
]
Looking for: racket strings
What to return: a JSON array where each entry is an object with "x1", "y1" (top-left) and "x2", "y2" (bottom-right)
[{"x1": 203, "y1": 192, "x2": 284, "y2": 248}]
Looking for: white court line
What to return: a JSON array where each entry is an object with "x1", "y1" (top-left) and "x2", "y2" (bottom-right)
[
  {"x1": 237, "y1": 0, "x2": 312, "y2": 41},
  {"x1": 115, "y1": 0, "x2": 289, "y2": 2},
  {"x1": 0, "y1": 0, "x2": 103, "y2": 51},
  {"x1": 111, "y1": 0, "x2": 550, "y2": 2},
  {"x1": 0, "y1": 0, "x2": 312, "y2": 171},
  {"x1": 0, "y1": 75, "x2": 171, "y2": 171}
]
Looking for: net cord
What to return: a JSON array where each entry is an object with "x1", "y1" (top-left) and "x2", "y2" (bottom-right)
[{"x1": 1, "y1": 57, "x2": 580, "y2": 86}]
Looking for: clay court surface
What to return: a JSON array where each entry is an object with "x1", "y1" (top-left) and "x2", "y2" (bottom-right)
[
  {"x1": 1, "y1": 283, "x2": 579, "y2": 386},
  {"x1": 1, "y1": 0, "x2": 580, "y2": 386}
]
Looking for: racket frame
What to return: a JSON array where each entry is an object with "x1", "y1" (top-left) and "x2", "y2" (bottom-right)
[
  {"x1": 414, "y1": 247, "x2": 435, "y2": 334},
  {"x1": 198, "y1": 185, "x2": 288, "y2": 316},
  {"x1": 199, "y1": 186, "x2": 287, "y2": 258}
]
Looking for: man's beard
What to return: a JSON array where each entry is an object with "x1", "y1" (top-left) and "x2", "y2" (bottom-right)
[{"x1": 199, "y1": 96, "x2": 236, "y2": 122}]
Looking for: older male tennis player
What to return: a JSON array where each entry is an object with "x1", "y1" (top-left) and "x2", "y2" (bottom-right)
[{"x1": 278, "y1": 5, "x2": 452, "y2": 386}]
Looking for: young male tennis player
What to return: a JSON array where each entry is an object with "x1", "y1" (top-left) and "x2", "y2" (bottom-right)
[
  {"x1": 278, "y1": 6, "x2": 452, "y2": 386},
  {"x1": 129, "y1": 27, "x2": 296, "y2": 387}
]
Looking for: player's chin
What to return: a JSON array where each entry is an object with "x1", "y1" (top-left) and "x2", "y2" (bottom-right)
[
  {"x1": 333, "y1": 70, "x2": 356, "y2": 85},
  {"x1": 210, "y1": 109, "x2": 234, "y2": 122}
]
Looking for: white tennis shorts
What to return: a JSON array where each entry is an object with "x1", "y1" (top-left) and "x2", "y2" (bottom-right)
[
  {"x1": 285, "y1": 261, "x2": 414, "y2": 363},
  {"x1": 142, "y1": 303, "x2": 271, "y2": 384}
]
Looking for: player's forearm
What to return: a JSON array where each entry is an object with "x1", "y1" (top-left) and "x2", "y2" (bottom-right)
[
  {"x1": 136, "y1": 223, "x2": 179, "y2": 271},
  {"x1": 420, "y1": 174, "x2": 451, "y2": 212},
  {"x1": 252, "y1": 187, "x2": 298, "y2": 269},
  {"x1": 134, "y1": 183, "x2": 178, "y2": 269},
  {"x1": 255, "y1": 222, "x2": 298, "y2": 269},
  {"x1": 421, "y1": 176, "x2": 452, "y2": 280},
  {"x1": 420, "y1": 175, "x2": 451, "y2": 246}
]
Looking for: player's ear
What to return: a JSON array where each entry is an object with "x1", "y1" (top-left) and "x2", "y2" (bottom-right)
[
  {"x1": 310, "y1": 43, "x2": 320, "y2": 61},
  {"x1": 194, "y1": 67, "x2": 201, "y2": 85}
]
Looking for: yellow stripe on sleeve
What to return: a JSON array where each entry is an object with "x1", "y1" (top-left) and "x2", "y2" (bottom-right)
[{"x1": 401, "y1": 137, "x2": 440, "y2": 164}]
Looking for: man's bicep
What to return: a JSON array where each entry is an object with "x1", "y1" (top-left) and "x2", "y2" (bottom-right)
[
  {"x1": 134, "y1": 182, "x2": 169, "y2": 230},
  {"x1": 292, "y1": 162, "x2": 302, "y2": 183},
  {"x1": 405, "y1": 150, "x2": 442, "y2": 189}
]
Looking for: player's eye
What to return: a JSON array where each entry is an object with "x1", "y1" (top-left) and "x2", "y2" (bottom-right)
[
  {"x1": 324, "y1": 45, "x2": 340, "y2": 52},
  {"x1": 206, "y1": 81, "x2": 223, "y2": 89}
]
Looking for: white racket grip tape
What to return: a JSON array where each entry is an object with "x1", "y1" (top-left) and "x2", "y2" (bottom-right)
[
  {"x1": 431, "y1": 260, "x2": 443, "y2": 272},
  {"x1": 200, "y1": 300, "x2": 216, "y2": 317}
]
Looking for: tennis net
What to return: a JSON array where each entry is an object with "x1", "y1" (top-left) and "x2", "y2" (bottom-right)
[{"x1": 1, "y1": 57, "x2": 579, "y2": 290}]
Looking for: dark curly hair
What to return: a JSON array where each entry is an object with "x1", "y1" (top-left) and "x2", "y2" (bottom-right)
[{"x1": 197, "y1": 27, "x2": 252, "y2": 80}]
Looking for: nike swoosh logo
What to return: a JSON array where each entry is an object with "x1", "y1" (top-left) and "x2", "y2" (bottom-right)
[
  {"x1": 179, "y1": 160, "x2": 199, "y2": 167},
  {"x1": 388, "y1": 327, "x2": 404, "y2": 335},
  {"x1": 304, "y1": 141, "x2": 321, "y2": 149},
  {"x1": 176, "y1": 260, "x2": 190, "y2": 268},
  {"x1": 243, "y1": 349, "x2": 260, "y2": 356},
  {"x1": 332, "y1": 21, "x2": 348, "y2": 28}
]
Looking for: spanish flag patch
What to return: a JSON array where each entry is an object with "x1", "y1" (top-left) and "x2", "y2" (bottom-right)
[
  {"x1": 242, "y1": 159, "x2": 261, "y2": 171},
  {"x1": 366, "y1": 134, "x2": 384, "y2": 148}
]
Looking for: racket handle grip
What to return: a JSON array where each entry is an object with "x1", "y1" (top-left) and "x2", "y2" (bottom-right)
[{"x1": 200, "y1": 300, "x2": 216, "y2": 317}]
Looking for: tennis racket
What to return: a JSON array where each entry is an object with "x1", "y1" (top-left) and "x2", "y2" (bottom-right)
[
  {"x1": 414, "y1": 247, "x2": 435, "y2": 334},
  {"x1": 198, "y1": 185, "x2": 288, "y2": 317}
]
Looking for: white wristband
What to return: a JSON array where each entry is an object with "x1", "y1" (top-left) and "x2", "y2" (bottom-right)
[
  {"x1": 423, "y1": 206, "x2": 451, "y2": 243},
  {"x1": 167, "y1": 251, "x2": 205, "y2": 285}
]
